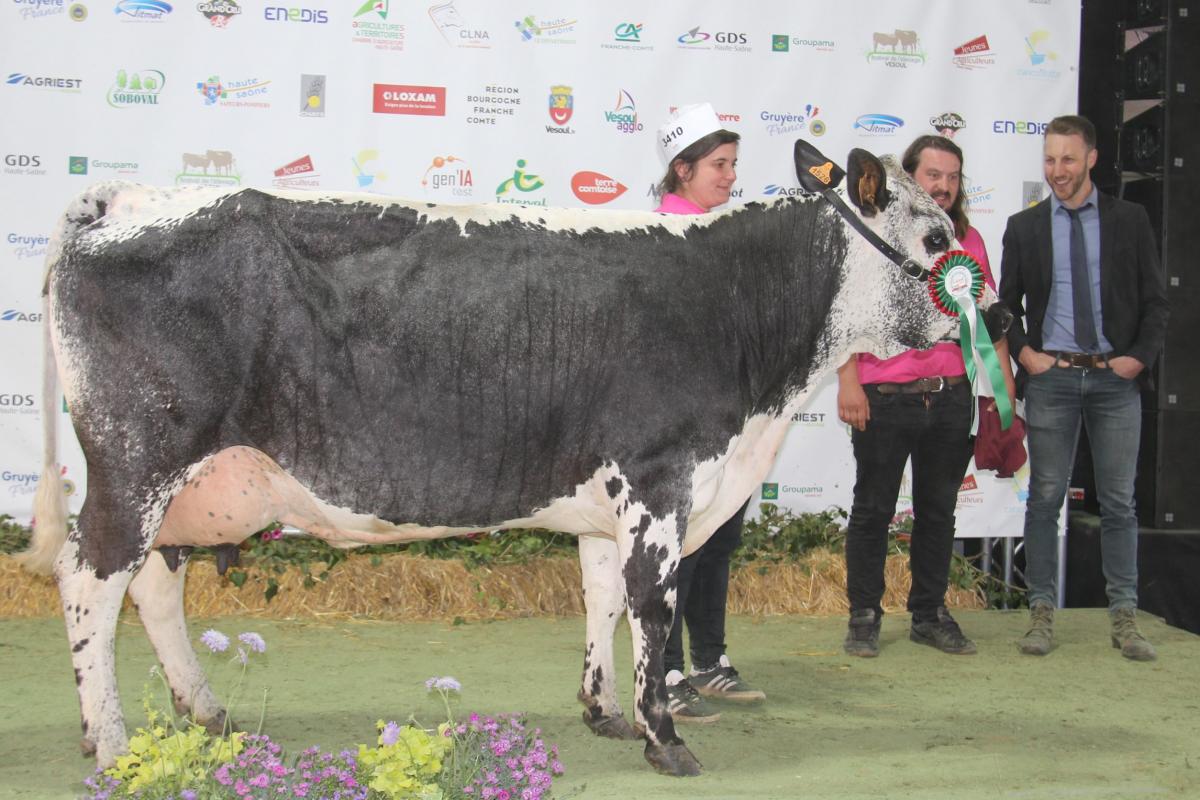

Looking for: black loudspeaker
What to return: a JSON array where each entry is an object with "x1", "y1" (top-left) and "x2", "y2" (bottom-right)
[{"x1": 1137, "y1": 409, "x2": 1200, "y2": 528}]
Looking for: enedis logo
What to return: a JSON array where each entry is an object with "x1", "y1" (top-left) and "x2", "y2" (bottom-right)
[
  {"x1": 107, "y1": 68, "x2": 165, "y2": 107},
  {"x1": 265, "y1": 5, "x2": 328, "y2": 23},
  {"x1": 421, "y1": 155, "x2": 473, "y2": 199},
  {"x1": 867, "y1": 29, "x2": 925, "y2": 67},
  {"x1": 605, "y1": 89, "x2": 643, "y2": 134},
  {"x1": 546, "y1": 85, "x2": 573, "y2": 133},
  {"x1": 353, "y1": 0, "x2": 404, "y2": 51},
  {"x1": 6, "y1": 72, "x2": 82, "y2": 92},
  {"x1": 196, "y1": 0, "x2": 241, "y2": 27},
  {"x1": 993, "y1": 119, "x2": 1048, "y2": 135},
  {"x1": 571, "y1": 171, "x2": 626, "y2": 205},
  {"x1": 495, "y1": 158, "x2": 546, "y2": 206},
  {"x1": 13, "y1": 0, "x2": 65, "y2": 19},
  {"x1": 374, "y1": 84, "x2": 445, "y2": 116}
]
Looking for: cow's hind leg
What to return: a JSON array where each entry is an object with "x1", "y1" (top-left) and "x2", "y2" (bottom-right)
[
  {"x1": 128, "y1": 551, "x2": 227, "y2": 734},
  {"x1": 578, "y1": 535, "x2": 639, "y2": 740},
  {"x1": 617, "y1": 508, "x2": 702, "y2": 777}
]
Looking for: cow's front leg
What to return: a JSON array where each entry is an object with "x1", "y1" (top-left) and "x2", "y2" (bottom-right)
[
  {"x1": 578, "y1": 534, "x2": 639, "y2": 740},
  {"x1": 129, "y1": 551, "x2": 227, "y2": 734},
  {"x1": 617, "y1": 508, "x2": 702, "y2": 777}
]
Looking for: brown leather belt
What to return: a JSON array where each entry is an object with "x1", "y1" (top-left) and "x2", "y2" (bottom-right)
[
  {"x1": 873, "y1": 375, "x2": 968, "y2": 395},
  {"x1": 1053, "y1": 351, "x2": 1111, "y2": 369}
]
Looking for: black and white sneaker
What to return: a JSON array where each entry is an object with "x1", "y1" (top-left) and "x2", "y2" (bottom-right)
[
  {"x1": 688, "y1": 655, "x2": 766, "y2": 702},
  {"x1": 666, "y1": 670, "x2": 721, "y2": 723}
]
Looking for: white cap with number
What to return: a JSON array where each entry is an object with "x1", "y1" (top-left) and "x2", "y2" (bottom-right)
[{"x1": 657, "y1": 102, "x2": 724, "y2": 166}]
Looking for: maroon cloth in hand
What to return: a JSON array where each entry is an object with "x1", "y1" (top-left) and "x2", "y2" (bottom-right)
[{"x1": 974, "y1": 398, "x2": 1027, "y2": 478}]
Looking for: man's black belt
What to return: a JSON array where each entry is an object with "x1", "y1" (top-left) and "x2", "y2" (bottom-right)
[
  {"x1": 872, "y1": 375, "x2": 968, "y2": 395},
  {"x1": 1052, "y1": 351, "x2": 1112, "y2": 369}
]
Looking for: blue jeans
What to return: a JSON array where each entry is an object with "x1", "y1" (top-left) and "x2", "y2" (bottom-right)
[
  {"x1": 845, "y1": 380, "x2": 974, "y2": 617},
  {"x1": 1023, "y1": 366, "x2": 1142, "y2": 609}
]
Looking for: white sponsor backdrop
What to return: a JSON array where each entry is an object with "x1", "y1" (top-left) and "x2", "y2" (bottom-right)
[{"x1": 0, "y1": 0, "x2": 1077, "y2": 533}]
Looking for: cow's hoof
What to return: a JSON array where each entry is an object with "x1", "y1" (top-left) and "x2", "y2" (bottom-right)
[
  {"x1": 199, "y1": 709, "x2": 234, "y2": 737},
  {"x1": 644, "y1": 741, "x2": 702, "y2": 777},
  {"x1": 79, "y1": 737, "x2": 96, "y2": 758},
  {"x1": 581, "y1": 710, "x2": 641, "y2": 740}
]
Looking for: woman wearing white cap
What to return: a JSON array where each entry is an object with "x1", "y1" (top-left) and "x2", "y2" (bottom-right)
[{"x1": 654, "y1": 102, "x2": 766, "y2": 724}]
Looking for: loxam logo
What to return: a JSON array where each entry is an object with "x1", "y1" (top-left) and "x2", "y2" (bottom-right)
[
  {"x1": 763, "y1": 184, "x2": 804, "y2": 197},
  {"x1": 1, "y1": 309, "x2": 43, "y2": 322}
]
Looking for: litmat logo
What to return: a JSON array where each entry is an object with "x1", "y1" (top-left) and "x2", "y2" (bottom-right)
[
  {"x1": 571, "y1": 171, "x2": 626, "y2": 205},
  {"x1": 373, "y1": 84, "x2": 445, "y2": 115},
  {"x1": 854, "y1": 113, "x2": 904, "y2": 134}
]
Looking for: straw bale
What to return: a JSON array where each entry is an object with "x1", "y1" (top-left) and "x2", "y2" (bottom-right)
[{"x1": 0, "y1": 551, "x2": 983, "y2": 621}]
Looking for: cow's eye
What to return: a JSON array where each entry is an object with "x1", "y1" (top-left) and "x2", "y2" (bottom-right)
[{"x1": 923, "y1": 231, "x2": 950, "y2": 254}]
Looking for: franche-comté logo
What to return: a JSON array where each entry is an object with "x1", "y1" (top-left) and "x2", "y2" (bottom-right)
[
  {"x1": 196, "y1": 0, "x2": 241, "y2": 27},
  {"x1": 6, "y1": 73, "x2": 82, "y2": 92},
  {"x1": 353, "y1": 0, "x2": 404, "y2": 51},
  {"x1": 603, "y1": 21, "x2": 652, "y2": 51},
  {"x1": 115, "y1": 0, "x2": 172, "y2": 20},
  {"x1": 107, "y1": 68, "x2": 165, "y2": 107},
  {"x1": 866, "y1": 29, "x2": 925, "y2": 67}
]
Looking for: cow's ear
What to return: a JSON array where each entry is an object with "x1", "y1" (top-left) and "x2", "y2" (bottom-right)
[
  {"x1": 846, "y1": 148, "x2": 890, "y2": 217},
  {"x1": 794, "y1": 140, "x2": 845, "y2": 192}
]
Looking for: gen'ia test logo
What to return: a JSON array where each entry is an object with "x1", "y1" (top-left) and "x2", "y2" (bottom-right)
[{"x1": 421, "y1": 154, "x2": 474, "y2": 199}]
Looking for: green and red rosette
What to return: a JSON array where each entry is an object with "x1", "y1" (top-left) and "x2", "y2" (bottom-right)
[{"x1": 930, "y1": 250, "x2": 1013, "y2": 430}]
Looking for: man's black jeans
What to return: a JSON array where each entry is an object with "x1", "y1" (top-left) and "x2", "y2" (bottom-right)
[{"x1": 845, "y1": 381, "x2": 974, "y2": 618}]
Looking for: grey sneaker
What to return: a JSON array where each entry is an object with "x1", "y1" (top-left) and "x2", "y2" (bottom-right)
[
  {"x1": 689, "y1": 655, "x2": 766, "y2": 702},
  {"x1": 1018, "y1": 601, "x2": 1055, "y2": 656},
  {"x1": 910, "y1": 606, "x2": 977, "y2": 655},
  {"x1": 1110, "y1": 607, "x2": 1157, "y2": 662},
  {"x1": 666, "y1": 671, "x2": 721, "y2": 724},
  {"x1": 843, "y1": 608, "x2": 882, "y2": 657}
]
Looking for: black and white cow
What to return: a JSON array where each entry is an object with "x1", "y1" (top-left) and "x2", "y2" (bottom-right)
[{"x1": 22, "y1": 145, "x2": 986, "y2": 777}]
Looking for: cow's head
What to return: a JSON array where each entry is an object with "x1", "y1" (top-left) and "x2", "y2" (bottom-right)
[{"x1": 795, "y1": 140, "x2": 989, "y2": 363}]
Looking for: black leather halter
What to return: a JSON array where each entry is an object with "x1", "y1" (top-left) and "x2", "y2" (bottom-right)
[{"x1": 818, "y1": 188, "x2": 931, "y2": 283}]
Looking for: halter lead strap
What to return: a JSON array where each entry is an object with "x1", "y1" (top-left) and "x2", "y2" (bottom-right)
[{"x1": 820, "y1": 189, "x2": 931, "y2": 283}]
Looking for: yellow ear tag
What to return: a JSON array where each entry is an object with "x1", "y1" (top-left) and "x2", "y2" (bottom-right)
[{"x1": 808, "y1": 161, "x2": 834, "y2": 185}]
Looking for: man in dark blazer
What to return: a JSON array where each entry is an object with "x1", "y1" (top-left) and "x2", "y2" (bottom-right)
[{"x1": 999, "y1": 115, "x2": 1168, "y2": 661}]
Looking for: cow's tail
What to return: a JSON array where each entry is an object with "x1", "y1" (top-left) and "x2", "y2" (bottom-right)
[
  {"x1": 17, "y1": 290, "x2": 68, "y2": 575},
  {"x1": 13, "y1": 183, "x2": 126, "y2": 574}
]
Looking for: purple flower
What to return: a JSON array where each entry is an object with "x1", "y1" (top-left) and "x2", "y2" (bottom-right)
[
  {"x1": 238, "y1": 631, "x2": 266, "y2": 653},
  {"x1": 180, "y1": 791, "x2": 197, "y2": 800},
  {"x1": 200, "y1": 629, "x2": 230, "y2": 653},
  {"x1": 425, "y1": 675, "x2": 462, "y2": 692},
  {"x1": 380, "y1": 721, "x2": 401, "y2": 746},
  {"x1": 236, "y1": 646, "x2": 248, "y2": 665}
]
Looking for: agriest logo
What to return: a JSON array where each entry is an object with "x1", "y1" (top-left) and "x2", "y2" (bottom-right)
[
  {"x1": 6, "y1": 72, "x2": 82, "y2": 92},
  {"x1": 1, "y1": 308, "x2": 43, "y2": 323},
  {"x1": 866, "y1": 29, "x2": 925, "y2": 67},
  {"x1": 571, "y1": 171, "x2": 626, "y2": 205},
  {"x1": 952, "y1": 34, "x2": 995, "y2": 70},
  {"x1": 107, "y1": 68, "x2": 165, "y2": 107},
  {"x1": 763, "y1": 184, "x2": 805, "y2": 197}
]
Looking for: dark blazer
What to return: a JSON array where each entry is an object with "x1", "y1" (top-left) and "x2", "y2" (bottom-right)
[{"x1": 998, "y1": 190, "x2": 1170, "y2": 392}]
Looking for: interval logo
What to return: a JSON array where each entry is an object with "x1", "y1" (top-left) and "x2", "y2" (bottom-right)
[
  {"x1": 495, "y1": 158, "x2": 546, "y2": 206},
  {"x1": 373, "y1": 83, "x2": 445, "y2": 115}
]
